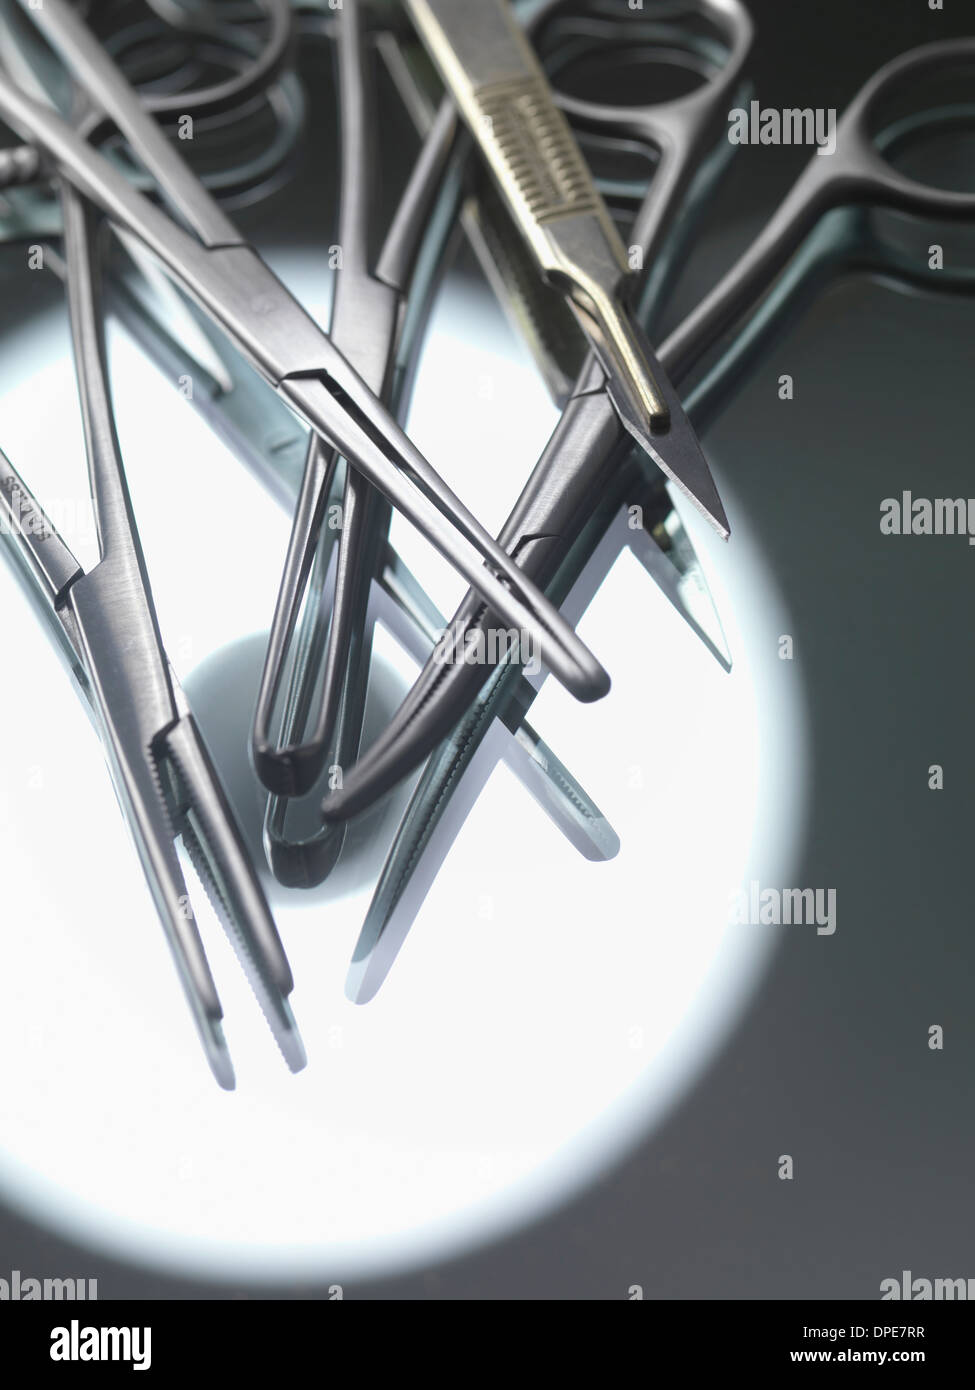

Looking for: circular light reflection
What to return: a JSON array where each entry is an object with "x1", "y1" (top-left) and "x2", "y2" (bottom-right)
[{"x1": 0, "y1": 264, "x2": 807, "y2": 1282}]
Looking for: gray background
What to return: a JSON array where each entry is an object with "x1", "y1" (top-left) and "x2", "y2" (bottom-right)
[{"x1": 1, "y1": 0, "x2": 973, "y2": 1298}]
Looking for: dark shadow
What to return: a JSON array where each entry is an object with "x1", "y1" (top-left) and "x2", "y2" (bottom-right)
[{"x1": 183, "y1": 632, "x2": 416, "y2": 906}]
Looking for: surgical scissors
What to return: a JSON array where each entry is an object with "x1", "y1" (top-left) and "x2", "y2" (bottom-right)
[
  {"x1": 339, "y1": 28, "x2": 975, "y2": 999},
  {"x1": 0, "y1": 182, "x2": 304, "y2": 1087},
  {"x1": 0, "y1": 0, "x2": 609, "y2": 705}
]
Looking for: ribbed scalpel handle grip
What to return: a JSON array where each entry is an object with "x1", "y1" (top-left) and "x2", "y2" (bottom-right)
[
  {"x1": 405, "y1": 0, "x2": 669, "y2": 430},
  {"x1": 405, "y1": 0, "x2": 623, "y2": 265}
]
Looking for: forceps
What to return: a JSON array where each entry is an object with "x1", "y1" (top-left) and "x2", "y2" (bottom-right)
[
  {"x1": 250, "y1": 0, "x2": 459, "y2": 804},
  {"x1": 404, "y1": 0, "x2": 730, "y2": 540},
  {"x1": 320, "y1": 0, "x2": 752, "y2": 826},
  {"x1": 0, "y1": 0, "x2": 609, "y2": 705},
  {"x1": 0, "y1": 2, "x2": 617, "y2": 888},
  {"x1": 341, "y1": 29, "x2": 975, "y2": 999},
  {"x1": 0, "y1": 184, "x2": 304, "y2": 1087},
  {"x1": 252, "y1": 0, "x2": 616, "y2": 883},
  {"x1": 116, "y1": 217, "x2": 620, "y2": 886}
]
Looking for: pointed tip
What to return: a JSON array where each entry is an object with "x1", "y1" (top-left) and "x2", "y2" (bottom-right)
[
  {"x1": 210, "y1": 1042, "x2": 236, "y2": 1091},
  {"x1": 572, "y1": 819, "x2": 622, "y2": 862},
  {"x1": 345, "y1": 952, "x2": 382, "y2": 1005},
  {"x1": 680, "y1": 574, "x2": 733, "y2": 672},
  {"x1": 344, "y1": 969, "x2": 369, "y2": 1005},
  {"x1": 655, "y1": 426, "x2": 730, "y2": 542},
  {"x1": 711, "y1": 506, "x2": 731, "y2": 544},
  {"x1": 610, "y1": 376, "x2": 731, "y2": 541},
  {"x1": 280, "y1": 1025, "x2": 308, "y2": 1074},
  {"x1": 344, "y1": 887, "x2": 416, "y2": 1004},
  {"x1": 597, "y1": 821, "x2": 622, "y2": 861},
  {"x1": 626, "y1": 496, "x2": 733, "y2": 672},
  {"x1": 265, "y1": 995, "x2": 308, "y2": 1073}
]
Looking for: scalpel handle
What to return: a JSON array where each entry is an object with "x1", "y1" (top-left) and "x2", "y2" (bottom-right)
[
  {"x1": 405, "y1": 0, "x2": 606, "y2": 246},
  {"x1": 404, "y1": 0, "x2": 668, "y2": 429}
]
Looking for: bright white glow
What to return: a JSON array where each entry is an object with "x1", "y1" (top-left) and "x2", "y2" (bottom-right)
[{"x1": 0, "y1": 262, "x2": 807, "y2": 1282}]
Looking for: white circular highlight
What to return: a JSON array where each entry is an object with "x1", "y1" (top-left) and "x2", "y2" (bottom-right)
[{"x1": 0, "y1": 264, "x2": 807, "y2": 1283}]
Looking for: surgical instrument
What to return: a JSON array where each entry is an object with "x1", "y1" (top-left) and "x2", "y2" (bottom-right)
[
  {"x1": 252, "y1": 0, "x2": 617, "y2": 883},
  {"x1": 0, "y1": 182, "x2": 304, "y2": 1086},
  {"x1": 0, "y1": 0, "x2": 610, "y2": 704},
  {"x1": 403, "y1": 0, "x2": 730, "y2": 539},
  {"x1": 340, "y1": 28, "x2": 975, "y2": 998},
  {"x1": 319, "y1": 0, "x2": 751, "y2": 825}
]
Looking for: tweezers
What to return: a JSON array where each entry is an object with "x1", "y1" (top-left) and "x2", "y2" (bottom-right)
[
  {"x1": 0, "y1": 183, "x2": 304, "y2": 1087},
  {"x1": 0, "y1": 0, "x2": 609, "y2": 705}
]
